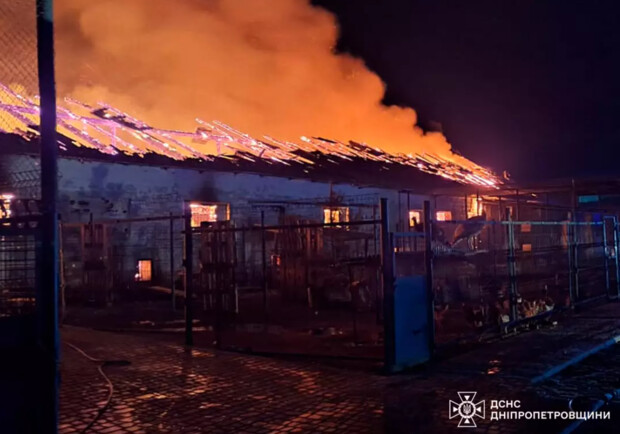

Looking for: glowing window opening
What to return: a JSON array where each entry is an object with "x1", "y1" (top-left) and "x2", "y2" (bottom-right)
[
  {"x1": 408, "y1": 210, "x2": 422, "y2": 228},
  {"x1": 323, "y1": 207, "x2": 350, "y2": 225},
  {"x1": 1, "y1": 193, "x2": 14, "y2": 219},
  {"x1": 467, "y1": 195, "x2": 483, "y2": 218},
  {"x1": 135, "y1": 259, "x2": 152, "y2": 282},
  {"x1": 190, "y1": 203, "x2": 218, "y2": 227},
  {"x1": 436, "y1": 211, "x2": 452, "y2": 222}
]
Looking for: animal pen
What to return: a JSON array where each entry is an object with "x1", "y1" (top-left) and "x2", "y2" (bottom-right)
[
  {"x1": 60, "y1": 199, "x2": 388, "y2": 359},
  {"x1": 54, "y1": 192, "x2": 620, "y2": 361},
  {"x1": 424, "y1": 194, "x2": 620, "y2": 345}
]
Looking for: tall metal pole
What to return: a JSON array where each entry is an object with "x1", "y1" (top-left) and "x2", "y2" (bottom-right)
[
  {"x1": 603, "y1": 217, "x2": 610, "y2": 298},
  {"x1": 183, "y1": 205, "x2": 194, "y2": 346},
  {"x1": 380, "y1": 198, "x2": 395, "y2": 372},
  {"x1": 36, "y1": 0, "x2": 58, "y2": 432},
  {"x1": 423, "y1": 201, "x2": 435, "y2": 355},
  {"x1": 170, "y1": 212, "x2": 176, "y2": 311},
  {"x1": 261, "y1": 211, "x2": 268, "y2": 320},
  {"x1": 614, "y1": 217, "x2": 620, "y2": 298},
  {"x1": 506, "y1": 208, "x2": 518, "y2": 322}
]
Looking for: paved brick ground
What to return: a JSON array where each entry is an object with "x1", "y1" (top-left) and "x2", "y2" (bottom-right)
[{"x1": 58, "y1": 302, "x2": 620, "y2": 433}]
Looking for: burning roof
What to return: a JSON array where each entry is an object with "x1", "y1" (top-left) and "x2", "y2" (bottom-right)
[{"x1": 0, "y1": 83, "x2": 500, "y2": 188}]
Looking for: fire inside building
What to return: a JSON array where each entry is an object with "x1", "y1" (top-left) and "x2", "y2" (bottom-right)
[{"x1": 2, "y1": 85, "x2": 620, "y2": 367}]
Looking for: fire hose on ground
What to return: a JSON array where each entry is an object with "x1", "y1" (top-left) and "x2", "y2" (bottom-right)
[
  {"x1": 561, "y1": 389, "x2": 620, "y2": 434},
  {"x1": 64, "y1": 342, "x2": 131, "y2": 433}
]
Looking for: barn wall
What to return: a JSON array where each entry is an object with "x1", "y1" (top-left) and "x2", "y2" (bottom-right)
[{"x1": 3, "y1": 154, "x2": 453, "y2": 295}]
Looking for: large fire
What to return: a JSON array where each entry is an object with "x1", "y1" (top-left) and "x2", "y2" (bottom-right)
[
  {"x1": 0, "y1": 84, "x2": 499, "y2": 187},
  {"x1": 0, "y1": 0, "x2": 500, "y2": 187}
]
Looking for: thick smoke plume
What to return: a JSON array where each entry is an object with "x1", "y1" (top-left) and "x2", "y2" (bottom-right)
[{"x1": 2, "y1": 0, "x2": 468, "y2": 163}]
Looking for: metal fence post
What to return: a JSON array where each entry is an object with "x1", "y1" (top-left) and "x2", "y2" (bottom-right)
[
  {"x1": 261, "y1": 210, "x2": 268, "y2": 320},
  {"x1": 505, "y1": 208, "x2": 518, "y2": 321},
  {"x1": 36, "y1": 0, "x2": 59, "y2": 431},
  {"x1": 614, "y1": 217, "x2": 620, "y2": 298},
  {"x1": 380, "y1": 198, "x2": 395, "y2": 371},
  {"x1": 603, "y1": 217, "x2": 611, "y2": 298},
  {"x1": 423, "y1": 201, "x2": 435, "y2": 355},
  {"x1": 573, "y1": 218, "x2": 580, "y2": 301},
  {"x1": 566, "y1": 214, "x2": 574, "y2": 305},
  {"x1": 183, "y1": 204, "x2": 193, "y2": 346},
  {"x1": 169, "y1": 213, "x2": 176, "y2": 311}
]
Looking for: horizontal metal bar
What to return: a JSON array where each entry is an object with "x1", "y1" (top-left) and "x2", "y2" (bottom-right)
[
  {"x1": 392, "y1": 232, "x2": 425, "y2": 238},
  {"x1": 62, "y1": 214, "x2": 184, "y2": 226},
  {"x1": 190, "y1": 219, "x2": 382, "y2": 233},
  {"x1": 438, "y1": 219, "x2": 604, "y2": 226}
]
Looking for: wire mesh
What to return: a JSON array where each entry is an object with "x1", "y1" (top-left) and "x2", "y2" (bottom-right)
[
  {"x1": 0, "y1": 1, "x2": 39, "y2": 133},
  {"x1": 0, "y1": 219, "x2": 38, "y2": 317},
  {"x1": 190, "y1": 214, "x2": 383, "y2": 358},
  {"x1": 61, "y1": 216, "x2": 185, "y2": 329},
  {"x1": 428, "y1": 206, "x2": 619, "y2": 345}
]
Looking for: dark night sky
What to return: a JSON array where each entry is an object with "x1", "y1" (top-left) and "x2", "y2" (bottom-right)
[{"x1": 314, "y1": 0, "x2": 620, "y2": 182}]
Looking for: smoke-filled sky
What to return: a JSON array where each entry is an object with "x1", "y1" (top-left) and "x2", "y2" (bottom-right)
[
  {"x1": 1, "y1": 0, "x2": 476, "y2": 165},
  {"x1": 5, "y1": 1, "x2": 620, "y2": 180},
  {"x1": 316, "y1": 0, "x2": 620, "y2": 181}
]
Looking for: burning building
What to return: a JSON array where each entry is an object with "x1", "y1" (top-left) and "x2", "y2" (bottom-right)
[{"x1": 0, "y1": 82, "x2": 501, "y2": 309}]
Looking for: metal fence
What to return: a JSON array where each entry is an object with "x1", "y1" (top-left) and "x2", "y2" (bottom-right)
[
  {"x1": 188, "y1": 214, "x2": 384, "y2": 358},
  {"x1": 58, "y1": 195, "x2": 620, "y2": 362},
  {"x1": 59, "y1": 200, "x2": 387, "y2": 359},
  {"x1": 0, "y1": 215, "x2": 39, "y2": 318},
  {"x1": 0, "y1": 1, "x2": 38, "y2": 132},
  {"x1": 427, "y1": 210, "x2": 619, "y2": 345},
  {"x1": 60, "y1": 215, "x2": 185, "y2": 329}
]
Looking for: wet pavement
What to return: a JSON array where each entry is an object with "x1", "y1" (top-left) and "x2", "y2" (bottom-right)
[{"x1": 58, "y1": 302, "x2": 620, "y2": 433}]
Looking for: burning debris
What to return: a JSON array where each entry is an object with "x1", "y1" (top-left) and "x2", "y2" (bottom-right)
[{"x1": 0, "y1": 84, "x2": 500, "y2": 187}]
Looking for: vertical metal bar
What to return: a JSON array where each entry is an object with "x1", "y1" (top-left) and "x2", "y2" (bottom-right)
[
  {"x1": 506, "y1": 208, "x2": 518, "y2": 322},
  {"x1": 614, "y1": 217, "x2": 620, "y2": 298},
  {"x1": 261, "y1": 210, "x2": 268, "y2": 319},
  {"x1": 397, "y1": 191, "x2": 402, "y2": 232},
  {"x1": 58, "y1": 217, "x2": 65, "y2": 324},
  {"x1": 566, "y1": 214, "x2": 574, "y2": 305},
  {"x1": 463, "y1": 194, "x2": 468, "y2": 219},
  {"x1": 573, "y1": 221, "x2": 580, "y2": 301},
  {"x1": 571, "y1": 180, "x2": 579, "y2": 301},
  {"x1": 214, "y1": 229, "x2": 222, "y2": 348},
  {"x1": 603, "y1": 217, "x2": 610, "y2": 297},
  {"x1": 380, "y1": 198, "x2": 395, "y2": 372},
  {"x1": 498, "y1": 196, "x2": 503, "y2": 221},
  {"x1": 169, "y1": 213, "x2": 175, "y2": 311},
  {"x1": 373, "y1": 205, "x2": 378, "y2": 256},
  {"x1": 423, "y1": 201, "x2": 435, "y2": 355},
  {"x1": 406, "y1": 191, "x2": 411, "y2": 232},
  {"x1": 183, "y1": 204, "x2": 193, "y2": 346},
  {"x1": 36, "y1": 0, "x2": 59, "y2": 430}
]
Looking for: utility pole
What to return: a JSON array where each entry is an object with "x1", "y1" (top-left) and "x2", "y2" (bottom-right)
[{"x1": 36, "y1": 0, "x2": 59, "y2": 432}]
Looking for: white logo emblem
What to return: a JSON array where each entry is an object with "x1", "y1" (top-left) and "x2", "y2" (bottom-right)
[{"x1": 449, "y1": 391, "x2": 485, "y2": 428}]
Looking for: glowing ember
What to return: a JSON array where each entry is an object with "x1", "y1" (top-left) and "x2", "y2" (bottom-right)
[{"x1": 0, "y1": 84, "x2": 500, "y2": 187}]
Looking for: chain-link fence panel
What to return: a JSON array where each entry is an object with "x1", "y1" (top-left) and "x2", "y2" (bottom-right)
[{"x1": 0, "y1": 1, "x2": 39, "y2": 134}]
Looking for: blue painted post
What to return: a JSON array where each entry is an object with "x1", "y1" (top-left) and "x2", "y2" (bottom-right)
[{"x1": 36, "y1": 0, "x2": 59, "y2": 432}]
